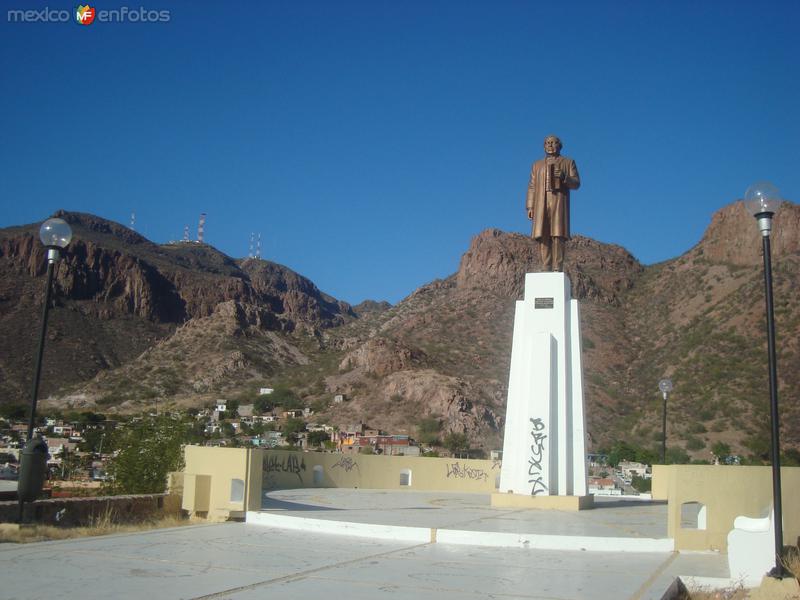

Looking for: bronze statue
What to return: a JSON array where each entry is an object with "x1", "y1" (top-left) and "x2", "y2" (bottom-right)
[{"x1": 526, "y1": 135, "x2": 581, "y2": 272}]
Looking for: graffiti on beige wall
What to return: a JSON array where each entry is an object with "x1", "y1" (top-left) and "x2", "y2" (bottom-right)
[
  {"x1": 264, "y1": 454, "x2": 306, "y2": 482},
  {"x1": 446, "y1": 462, "x2": 489, "y2": 482},
  {"x1": 528, "y1": 417, "x2": 548, "y2": 495},
  {"x1": 331, "y1": 456, "x2": 360, "y2": 474}
]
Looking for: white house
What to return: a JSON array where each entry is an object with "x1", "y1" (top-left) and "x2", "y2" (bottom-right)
[{"x1": 618, "y1": 461, "x2": 649, "y2": 480}]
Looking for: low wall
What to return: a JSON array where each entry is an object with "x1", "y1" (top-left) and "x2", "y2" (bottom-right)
[
  {"x1": 260, "y1": 450, "x2": 500, "y2": 493},
  {"x1": 181, "y1": 446, "x2": 500, "y2": 521},
  {"x1": 652, "y1": 464, "x2": 800, "y2": 551},
  {"x1": 182, "y1": 446, "x2": 260, "y2": 521},
  {"x1": 0, "y1": 494, "x2": 181, "y2": 527}
]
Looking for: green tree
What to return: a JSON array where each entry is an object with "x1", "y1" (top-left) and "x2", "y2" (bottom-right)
[
  {"x1": 79, "y1": 428, "x2": 113, "y2": 454},
  {"x1": 783, "y1": 448, "x2": 800, "y2": 467},
  {"x1": 307, "y1": 430, "x2": 331, "y2": 448},
  {"x1": 607, "y1": 441, "x2": 638, "y2": 467},
  {"x1": 254, "y1": 395, "x2": 273, "y2": 414},
  {"x1": 270, "y1": 386, "x2": 303, "y2": 410},
  {"x1": 745, "y1": 432, "x2": 771, "y2": 463},
  {"x1": 443, "y1": 432, "x2": 469, "y2": 456},
  {"x1": 185, "y1": 419, "x2": 206, "y2": 444},
  {"x1": 711, "y1": 441, "x2": 731, "y2": 458},
  {"x1": 282, "y1": 418, "x2": 306, "y2": 444},
  {"x1": 665, "y1": 447, "x2": 691, "y2": 465},
  {"x1": 606, "y1": 441, "x2": 657, "y2": 466},
  {"x1": 58, "y1": 447, "x2": 82, "y2": 480},
  {"x1": 416, "y1": 417, "x2": 441, "y2": 445},
  {"x1": 223, "y1": 399, "x2": 240, "y2": 420},
  {"x1": 631, "y1": 475, "x2": 652, "y2": 493},
  {"x1": 76, "y1": 411, "x2": 106, "y2": 425},
  {"x1": 104, "y1": 416, "x2": 187, "y2": 494},
  {"x1": 0, "y1": 404, "x2": 27, "y2": 420}
]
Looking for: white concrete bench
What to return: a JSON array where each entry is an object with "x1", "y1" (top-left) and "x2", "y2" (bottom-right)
[{"x1": 727, "y1": 507, "x2": 776, "y2": 586}]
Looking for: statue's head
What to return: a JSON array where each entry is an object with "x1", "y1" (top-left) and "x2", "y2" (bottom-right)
[{"x1": 543, "y1": 135, "x2": 562, "y2": 157}]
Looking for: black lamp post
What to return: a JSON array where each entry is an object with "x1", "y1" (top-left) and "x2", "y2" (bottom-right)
[
  {"x1": 18, "y1": 217, "x2": 72, "y2": 523},
  {"x1": 744, "y1": 181, "x2": 785, "y2": 578},
  {"x1": 658, "y1": 378, "x2": 672, "y2": 464}
]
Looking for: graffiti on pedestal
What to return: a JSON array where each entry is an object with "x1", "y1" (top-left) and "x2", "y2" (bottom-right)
[{"x1": 528, "y1": 417, "x2": 548, "y2": 495}]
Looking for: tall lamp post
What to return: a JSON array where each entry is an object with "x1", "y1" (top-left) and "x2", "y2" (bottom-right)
[
  {"x1": 744, "y1": 181, "x2": 785, "y2": 578},
  {"x1": 658, "y1": 378, "x2": 673, "y2": 464},
  {"x1": 18, "y1": 217, "x2": 72, "y2": 523}
]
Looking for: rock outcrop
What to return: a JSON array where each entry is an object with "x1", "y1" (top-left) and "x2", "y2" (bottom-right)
[
  {"x1": 693, "y1": 201, "x2": 800, "y2": 265},
  {"x1": 455, "y1": 228, "x2": 642, "y2": 305}
]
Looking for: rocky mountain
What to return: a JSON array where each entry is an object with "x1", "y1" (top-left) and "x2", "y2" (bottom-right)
[
  {"x1": 1, "y1": 202, "x2": 798, "y2": 460},
  {"x1": 0, "y1": 212, "x2": 353, "y2": 405}
]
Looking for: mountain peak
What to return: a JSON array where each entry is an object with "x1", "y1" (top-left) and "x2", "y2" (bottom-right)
[
  {"x1": 455, "y1": 228, "x2": 642, "y2": 304},
  {"x1": 695, "y1": 200, "x2": 800, "y2": 265}
]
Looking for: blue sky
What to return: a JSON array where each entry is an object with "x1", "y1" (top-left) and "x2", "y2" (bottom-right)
[{"x1": 2, "y1": 0, "x2": 798, "y2": 305}]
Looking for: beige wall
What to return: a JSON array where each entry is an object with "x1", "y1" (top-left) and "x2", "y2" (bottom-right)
[
  {"x1": 182, "y1": 446, "x2": 261, "y2": 521},
  {"x1": 183, "y1": 446, "x2": 800, "y2": 552},
  {"x1": 652, "y1": 464, "x2": 800, "y2": 552},
  {"x1": 260, "y1": 450, "x2": 500, "y2": 493},
  {"x1": 182, "y1": 446, "x2": 500, "y2": 520}
]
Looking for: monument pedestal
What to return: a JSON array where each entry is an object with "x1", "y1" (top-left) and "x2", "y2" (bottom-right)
[{"x1": 497, "y1": 272, "x2": 590, "y2": 509}]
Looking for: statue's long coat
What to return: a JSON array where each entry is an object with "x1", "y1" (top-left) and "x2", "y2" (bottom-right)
[{"x1": 526, "y1": 155, "x2": 581, "y2": 240}]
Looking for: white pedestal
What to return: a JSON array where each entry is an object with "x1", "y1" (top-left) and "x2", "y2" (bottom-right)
[{"x1": 498, "y1": 273, "x2": 588, "y2": 497}]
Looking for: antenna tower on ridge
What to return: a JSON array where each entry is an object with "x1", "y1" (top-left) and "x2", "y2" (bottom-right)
[
  {"x1": 183, "y1": 225, "x2": 189, "y2": 242},
  {"x1": 130, "y1": 212, "x2": 136, "y2": 231},
  {"x1": 256, "y1": 233, "x2": 262, "y2": 259},
  {"x1": 249, "y1": 232, "x2": 255, "y2": 258},
  {"x1": 197, "y1": 213, "x2": 206, "y2": 243}
]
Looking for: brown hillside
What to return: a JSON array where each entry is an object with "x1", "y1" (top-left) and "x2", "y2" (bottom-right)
[
  {"x1": 0, "y1": 212, "x2": 352, "y2": 403},
  {"x1": 1, "y1": 202, "x2": 798, "y2": 460}
]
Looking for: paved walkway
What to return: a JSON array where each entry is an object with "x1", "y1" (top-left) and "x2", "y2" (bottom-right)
[{"x1": 0, "y1": 490, "x2": 733, "y2": 600}]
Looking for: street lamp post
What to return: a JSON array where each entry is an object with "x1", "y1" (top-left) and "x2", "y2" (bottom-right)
[
  {"x1": 658, "y1": 378, "x2": 673, "y2": 464},
  {"x1": 18, "y1": 217, "x2": 72, "y2": 523},
  {"x1": 744, "y1": 181, "x2": 785, "y2": 578}
]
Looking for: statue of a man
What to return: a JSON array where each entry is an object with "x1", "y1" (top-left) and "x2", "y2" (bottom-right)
[{"x1": 526, "y1": 135, "x2": 581, "y2": 272}]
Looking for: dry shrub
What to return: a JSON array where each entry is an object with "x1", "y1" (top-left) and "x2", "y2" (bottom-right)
[
  {"x1": 783, "y1": 546, "x2": 800, "y2": 581},
  {"x1": 686, "y1": 587, "x2": 748, "y2": 600},
  {"x1": 0, "y1": 511, "x2": 198, "y2": 544}
]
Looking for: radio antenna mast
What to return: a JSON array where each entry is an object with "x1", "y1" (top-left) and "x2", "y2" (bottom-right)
[{"x1": 197, "y1": 213, "x2": 206, "y2": 243}]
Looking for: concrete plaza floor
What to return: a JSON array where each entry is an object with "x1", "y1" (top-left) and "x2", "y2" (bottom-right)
[
  {"x1": 254, "y1": 489, "x2": 673, "y2": 549},
  {"x1": 0, "y1": 489, "x2": 733, "y2": 600}
]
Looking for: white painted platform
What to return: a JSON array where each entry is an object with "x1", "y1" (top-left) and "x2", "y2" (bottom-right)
[
  {"x1": 248, "y1": 490, "x2": 673, "y2": 552},
  {"x1": 250, "y1": 489, "x2": 677, "y2": 552}
]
